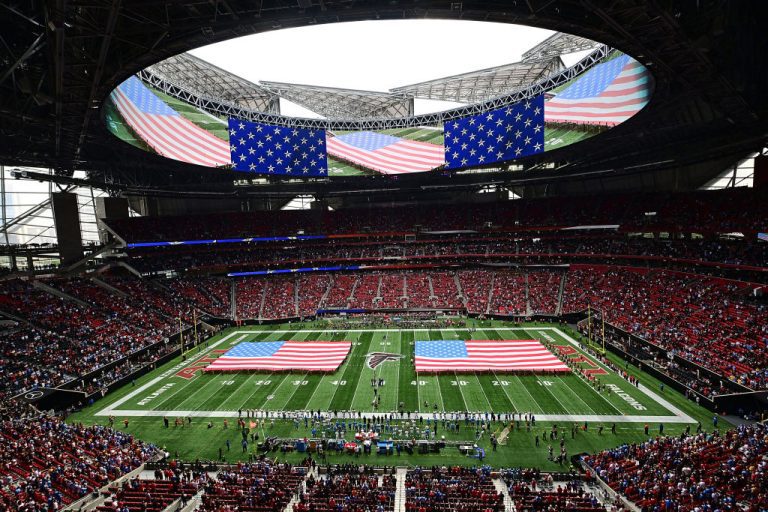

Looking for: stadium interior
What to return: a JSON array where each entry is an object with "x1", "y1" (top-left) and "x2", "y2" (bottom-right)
[{"x1": 1, "y1": 1, "x2": 768, "y2": 511}]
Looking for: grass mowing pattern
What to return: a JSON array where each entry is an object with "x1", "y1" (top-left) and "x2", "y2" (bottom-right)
[
  {"x1": 67, "y1": 320, "x2": 730, "y2": 469},
  {"x1": 398, "y1": 331, "x2": 418, "y2": 412},
  {"x1": 104, "y1": 325, "x2": 676, "y2": 417},
  {"x1": 328, "y1": 332, "x2": 373, "y2": 411}
]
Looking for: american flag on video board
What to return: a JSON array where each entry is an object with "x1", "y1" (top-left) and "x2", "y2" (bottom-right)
[
  {"x1": 443, "y1": 95, "x2": 545, "y2": 170},
  {"x1": 545, "y1": 53, "x2": 651, "y2": 126},
  {"x1": 229, "y1": 119, "x2": 328, "y2": 176},
  {"x1": 205, "y1": 341, "x2": 351, "y2": 372},
  {"x1": 110, "y1": 76, "x2": 232, "y2": 167},
  {"x1": 326, "y1": 131, "x2": 444, "y2": 175},
  {"x1": 414, "y1": 339, "x2": 569, "y2": 373}
]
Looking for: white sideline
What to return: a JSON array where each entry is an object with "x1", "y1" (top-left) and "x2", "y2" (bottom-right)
[
  {"x1": 96, "y1": 327, "x2": 695, "y2": 424},
  {"x1": 97, "y1": 330, "x2": 243, "y2": 415}
]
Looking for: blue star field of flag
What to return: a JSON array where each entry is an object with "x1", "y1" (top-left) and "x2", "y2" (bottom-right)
[
  {"x1": 120, "y1": 76, "x2": 179, "y2": 116},
  {"x1": 557, "y1": 55, "x2": 629, "y2": 99},
  {"x1": 414, "y1": 340, "x2": 468, "y2": 359},
  {"x1": 228, "y1": 119, "x2": 328, "y2": 176},
  {"x1": 225, "y1": 341, "x2": 285, "y2": 358},
  {"x1": 443, "y1": 95, "x2": 545, "y2": 169}
]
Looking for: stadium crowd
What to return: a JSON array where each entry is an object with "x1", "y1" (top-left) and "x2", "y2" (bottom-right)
[
  {"x1": 0, "y1": 275, "x2": 201, "y2": 402},
  {"x1": 0, "y1": 409, "x2": 158, "y2": 511},
  {"x1": 108, "y1": 188, "x2": 766, "y2": 243},
  {"x1": 584, "y1": 423, "x2": 768, "y2": 511},
  {"x1": 125, "y1": 235, "x2": 768, "y2": 274},
  {"x1": 563, "y1": 266, "x2": 768, "y2": 388},
  {"x1": 198, "y1": 461, "x2": 305, "y2": 511},
  {"x1": 404, "y1": 465, "x2": 504, "y2": 511},
  {"x1": 0, "y1": 260, "x2": 766, "y2": 404},
  {"x1": 295, "y1": 465, "x2": 396, "y2": 512}
]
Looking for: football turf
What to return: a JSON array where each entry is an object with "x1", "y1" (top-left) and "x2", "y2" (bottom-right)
[{"x1": 68, "y1": 320, "x2": 726, "y2": 469}]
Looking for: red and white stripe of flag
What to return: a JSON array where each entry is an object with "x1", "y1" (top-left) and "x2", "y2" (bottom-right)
[
  {"x1": 326, "y1": 137, "x2": 444, "y2": 175},
  {"x1": 545, "y1": 60, "x2": 650, "y2": 126},
  {"x1": 415, "y1": 340, "x2": 570, "y2": 373},
  {"x1": 205, "y1": 341, "x2": 352, "y2": 372},
  {"x1": 111, "y1": 88, "x2": 232, "y2": 167}
]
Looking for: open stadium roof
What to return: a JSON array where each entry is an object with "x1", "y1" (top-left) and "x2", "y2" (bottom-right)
[
  {"x1": 141, "y1": 53, "x2": 280, "y2": 114},
  {"x1": 0, "y1": 0, "x2": 765, "y2": 198},
  {"x1": 521, "y1": 32, "x2": 600, "y2": 62},
  {"x1": 149, "y1": 31, "x2": 594, "y2": 119},
  {"x1": 389, "y1": 58, "x2": 564, "y2": 104},
  {"x1": 259, "y1": 81, "x2": 413, "y2": 119}
]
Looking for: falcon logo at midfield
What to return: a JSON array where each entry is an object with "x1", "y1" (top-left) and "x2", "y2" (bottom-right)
[{"x1": 366, "y1": 352, "x2": 403, "y2": 369}]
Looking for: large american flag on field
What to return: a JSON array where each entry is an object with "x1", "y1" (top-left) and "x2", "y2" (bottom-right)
[
  {"x1": 204, "y1": 341, "x2": 351, "y2": 372},
  {"x1": 545, "y1": 53, "x2": 651, "y2": 126},
  {"x1": 444, "y1": 95, "x2": 545, "y2": 170},
  {"x1": 326, "y1": 131, "x2": 444, "y2": 175},
  {"x1": 110, "y1": 76, "x2": 232, "y2": 167},
  {"x1": 229, "y1": 119, "x2": 328, "y2": 176},
  {"x1": 414, "y1": 340, "x2": 570, "y2": 373}
]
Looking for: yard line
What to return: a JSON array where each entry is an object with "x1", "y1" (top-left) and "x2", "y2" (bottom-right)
[
  {"x1": 216, "y1": 373, "x2": 261, "y2": 411},
  {"x1": 435, "y1": 329, "x2": 477, "y2": 413},
  {"x1": 453, "y1": 371, "x2": 471, "y2": 412},
  {"x1": 552, "y1": 327, "x2": 694, "y2": 423},
  {"x1": 349, "y1": 332, "x2": 378, "y2": 412},
  {"x1": 235, "y1": 372, "x2": 275, "y2": 410},
  {"x1": 153, "y1": 331, "x2": 269, "y2": 410},
  {"x1": 511, "y1": 374, "x2": 546, "y2": 414},
  {"x1": 465, "y1": 374, "x2": 494, "y2": 412},
  {"x1": 527, "y1": 328, "x2": 641, "y2": 415},
  {"x1": 148, "y1": 372, "x2": 205, "y2": 412},
  {"x1": 387, "y1": 331, "x2": 401, "y2": 412},
  {"x1": 426, "y1": 375, "x2": 447, "y2": 413},
  {"x1": 404, "y1": 332, "x2": 420, "y2": 413},
  {"x1": 256, "y1": 330, "x2": 316, "y2": 411},
  {"x1": 564, "y1": 371, "x2": 626, "y2": 415},
  {"x1": 492, "y1": 371, "x2": 521, "y2": 412},
  {"x1": 532, "y1": 373, "x2": 573, "y2": 414},
  {"x1": 250, "y1": 374, "x2": 291, "y2": 409},
  {"x1": 307, "y1": 331, "x2": 351, "y2": 411},
  {"x1": 269, "y1": 372, "x2": 309, "y2": 411},
  {"x1": 550, "y1": 375, "x2": 602, "y2": 415},
  {"x1": 102, "y1": 408, "x2": 695, "y2": 423},
  {"x1": 521, "y1": 328, "x2": 602, "y2": 415},
  {"x1": 173, "y1": 373, "x2": 238, "y2": 417},
  {"x1": 98, "y1": 347, "x2": 220, "y2": 415},
  {"x1": 162, "y1": 331, "x2": 276, "y2": 411},
  {"x1": 230, "y1": 333, "x2": 250, "y2": 345}
]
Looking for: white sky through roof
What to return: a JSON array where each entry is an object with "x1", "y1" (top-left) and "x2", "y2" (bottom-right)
[{"x1": 190, "y1": 20, "x2": 592, "y2": 117}]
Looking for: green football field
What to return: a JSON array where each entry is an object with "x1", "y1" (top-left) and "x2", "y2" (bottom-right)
[{"x1": 69, "y1": 320, "x2": 724, "y2": 468}]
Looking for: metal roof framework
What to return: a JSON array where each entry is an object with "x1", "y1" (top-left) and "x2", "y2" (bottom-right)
[
  {"x1": 123, "y1": 45, "x2": 610, "y2": 132},
  {"x1": 140, "y1": 53, "x2": 280, "y2": 114},
  {"x1": 260, "y1": 81, "x2": 414, "y2": 119},
  {"x1": 0, "y1": 0, "x2": 765, "y2": 194},
  {"x1": 389, "y1": 58, "x2": 564, "y2": 104},
  {"x1": 139, "y1": 31, "x2": 591, "y2": 121},
  {"x1": 522, "y1": 32, "x2": 600, "y2": 62}
]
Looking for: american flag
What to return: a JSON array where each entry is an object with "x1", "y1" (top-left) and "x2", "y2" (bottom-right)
[
  {"x1": 110, "y1": 76, "x2": 232, "y2": 167},
  {"x1": 545, "y1": 53, "x2": 651, "y2": 126},
  {"x1": 414, "y1": 340, "x2": 570, "y2": 373},
  {"x1": 444, "y1": 95, "x2": 545, "y2": 170},
  {"x1": 326, "y1": 131, "x2": 444, "y2": 175},
  {"x1": 229, "y1": 119, "x2": 328, "y2": 176},
  {"x1": 204, "y1": 341, "x2": 351, "y2": 372}
]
